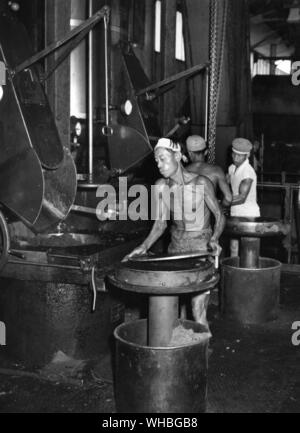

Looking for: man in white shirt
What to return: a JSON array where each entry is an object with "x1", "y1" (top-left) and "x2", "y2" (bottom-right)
[{"x1": 228, "y1": 138, "x2": 260, "y2": 256}]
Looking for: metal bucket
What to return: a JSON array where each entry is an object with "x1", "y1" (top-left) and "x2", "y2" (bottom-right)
[
  {"x1": 221, "y1": 257, "x2": 281, "y2": 324},
  {"x1": 114, "y1": 319, "x2": 210, "y2": 413}
]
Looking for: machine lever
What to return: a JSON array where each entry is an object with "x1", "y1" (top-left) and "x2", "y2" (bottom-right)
[
  {"x1": 8, "y1": 249, "x2": 25, "y2": 260},
  {"x1": 130, "y1": 250, "x2": 218, "y2": 262}
]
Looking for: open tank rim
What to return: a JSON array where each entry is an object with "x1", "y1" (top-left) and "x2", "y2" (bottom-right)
[
  {"x1": 117, "y1": 259, "x2": 214, "y2": 275},
  {"x1": 221, "y1": 257, "x2": 282, "y2": 271},
  {"x1": 114, "y1": 318, "x2": 211, "y2": 351}
]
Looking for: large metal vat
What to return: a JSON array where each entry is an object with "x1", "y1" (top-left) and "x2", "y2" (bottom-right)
[
  {"x1": 0, "y1": 279, "x2": 124, "y2": 367},
  {"x1": 114, "y1": 319, "x2": 210, "y2": 413},
  {"x1": 221, "y1": 257, "x2": 281, "y2": 324}
]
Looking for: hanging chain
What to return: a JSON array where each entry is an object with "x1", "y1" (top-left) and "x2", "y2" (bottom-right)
[
  {"x1": 208, "y1": 0, "x2": 229, "y2": 164},
  {"x1": 208, "y1": 0, "x2": 218, "y2": 164}
]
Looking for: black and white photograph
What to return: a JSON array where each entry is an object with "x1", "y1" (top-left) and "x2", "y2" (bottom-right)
[{"x1": 0, "y1": 0, "x2": 299, "y2": 415}]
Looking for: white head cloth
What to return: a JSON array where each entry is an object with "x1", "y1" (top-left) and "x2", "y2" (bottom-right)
[{"x1": 154, "y1": 138, "x2": 188, "y2": 163}]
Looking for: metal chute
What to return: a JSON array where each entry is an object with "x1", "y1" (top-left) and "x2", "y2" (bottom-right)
[{"x1": 0, "y1": 11, "x2": 77, "y2": 233}]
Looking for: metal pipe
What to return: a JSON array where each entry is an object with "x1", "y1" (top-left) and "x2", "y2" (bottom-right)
[
  {"x1": 136, "y1": 63, "x2": 208, "y2": 97},
  {"x1": 148, "y1": 296, "x2": 178, "y2": 347},
  {"x1": 88, "y1": 0, "x2": 94, "y2": 184},
  {"x1": 104, "y1": 11, "x2": 109, "y2": 130},
  {"x1": 13, "y1": 7, "x2": 108, "y2": 75},
  {"x1": 261, "y1": 133, "x2": 264, "y2": 178},
  {"x1": 288, "y1": 187, "x2": 294, "y2": 264},
  {"x1": 240, "y1": 237, "x2": 260, "y2": 269},
  {"x1": 258, "y1": 183, "x2": 300, "y2": 190},
  {"x1": 205, "y1": 66, "x2": 209, "y2": 142},
  {"x1": 0, "y1": 210, "x2": 10, "y2": 271}
]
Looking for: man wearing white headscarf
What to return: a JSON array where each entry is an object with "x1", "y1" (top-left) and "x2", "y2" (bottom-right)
[{"x1": 125, "y1": 138, "x2": 225, "y2": 328}]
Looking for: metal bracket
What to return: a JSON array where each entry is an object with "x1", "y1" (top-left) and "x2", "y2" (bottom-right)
[
  {"x1": 0, "y1": 210, "x2": 10, "y2": 272},
  {"x1": 11, "y1": 6, "x2": 110, "y2": 76}
]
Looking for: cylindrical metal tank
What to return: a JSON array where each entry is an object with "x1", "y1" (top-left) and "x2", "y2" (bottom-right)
[
  {"x1": 221, "y1": 257, "x2": 281, "y2": 324},
  {"x1": 114, "y1": 319, "x2": 210, "y2": 413},
  {"x1": 0, "y1": 279, "x2": 124, "y2": 367}
]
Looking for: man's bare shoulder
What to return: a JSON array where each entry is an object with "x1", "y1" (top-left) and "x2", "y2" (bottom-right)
[
  {"x1": 194, "y1": 174, "x2": 214, "y2": 189},
  {"x1": 187, "y1": 162, "x2": 225, "y2": 177},
  {"x1": 186, "y1": 162, "x2": 201, "y2": 174},
  {"x1": 213, "y1": 164, "x2": 227, "y2": 178},
  {"x1": 154, "y1": 178, "x2": 169, "y2": 190},
  {"x1": 155, "y1": 178, "x2": 168, "y2": 186}
]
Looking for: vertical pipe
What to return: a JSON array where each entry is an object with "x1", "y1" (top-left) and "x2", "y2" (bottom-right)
[
  {"x1": 205, "y1": 66, "x2": 209, "y2": 142},
  {"x1": 296, "y1": 187, "x2": 300, "y2": 263},
  {"x1": 270, "y1": 43, "x2": 277, "y2": 75},
  {"x1": 148, "y1": 296, "x2": 179, "y2": 347},
  {"x1": 88, "y1": 0, "x2": 93, "y2": 183},
  {"x1": 260, "y1": 133, "x2": 264, "y2": 182},
  {"x1": 284, "y1": 185, "x2": 293, "y2": 264},
  {"x1": 44, "y1": 0, "x2": 71, "y2": 149},
  {"x1": 240, "y1": 237, "x2": 260, "y2": 269},
  {"x1": 160, "y1": 0, "x2": 177, "y2": 134},
  {"x1": 104, "y1": 12, "x2": 109, "y2": 130},
  {"x1": 288, "y1": 186, "x2": 294, "y2": 264}
]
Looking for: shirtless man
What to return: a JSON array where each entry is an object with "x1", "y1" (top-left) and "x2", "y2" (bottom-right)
[
  {"x1": 186, "y1": 135, "x2": 232, "y2": 207},
  {"x1": 125, "y1": 138, "x2": 225, "y2": 328}
]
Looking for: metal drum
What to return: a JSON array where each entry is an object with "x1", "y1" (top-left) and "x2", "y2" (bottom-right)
[
  {"x1": 109, "y1": 253, "x2": 218, "y2": 413},
  {"x1": 110, "y1": 258, "x2": 218, "y2": 347},
  {"x1": 222, "y1": 217, "x2": 288, "y2": 324},
  {"x1": 114, "y1": 319, "x2": 210, "y2": 413},
  {"x1": 221, "y1": 257, "x2": 281, "y2": 324}
]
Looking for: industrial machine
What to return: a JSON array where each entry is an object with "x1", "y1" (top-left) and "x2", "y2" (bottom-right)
[
  {"x1": 0, "y1": 3, "x2": 207, "y2": 367},
  {"x1": 222, "y1": 217, "x2": 289, "y2": 324},
  {"x1": 0, "y1": 6, "x2": 146, "y2": 366},
  {"x1": 109, "y1": 252, "x2": 218, "y2": 413}
]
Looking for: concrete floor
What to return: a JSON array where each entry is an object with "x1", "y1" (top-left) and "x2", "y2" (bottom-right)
[{"x1": 0, "y1": 273, "x2": 299, "y2": 413}]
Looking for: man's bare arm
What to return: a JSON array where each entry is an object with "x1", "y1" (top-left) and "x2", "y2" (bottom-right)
[
  {"x1": 198, "y1": 176, "x2": 225, "y2": 244},
  {"x1": 231, "y1": 178, "x2": 253, "y2": 206},
  {"x1": 124, "y1": 180, "x2": 168, "y2": 259},
  {"x1": 217, "y1": 168, "x2": 232, "y2": 206}
]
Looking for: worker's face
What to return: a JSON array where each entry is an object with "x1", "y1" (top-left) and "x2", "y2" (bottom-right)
[
  {"x1": 155, "y1": 148, "x2": 179, "y2": 178},
  {"x1": 188, "y1": 151, "x2": 197, "y2": 163},
  {"x1": 232, "y1": 151, "x2": 248, "y2": 168},
  {"x1": 188, "y1": 150, "x2": 206, "y2": 163}
]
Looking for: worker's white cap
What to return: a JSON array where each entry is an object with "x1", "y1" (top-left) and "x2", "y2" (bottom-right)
[
  {"x1": 154, "y1": 138, "x2": 188, "y2": 162},
  {"x1": 155, "y1": 138, "x2": 182, "y2": 153},
  {"x1": 232, "y1": 138, "x2": 253, "y2": 155},
  {"x1": 186, "y1": 135, "x2": 206, "y2": 152}
]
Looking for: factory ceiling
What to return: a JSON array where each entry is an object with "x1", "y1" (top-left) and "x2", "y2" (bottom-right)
[{"x1": 249, "y1": 0, "x2": 300, "y2": 58}]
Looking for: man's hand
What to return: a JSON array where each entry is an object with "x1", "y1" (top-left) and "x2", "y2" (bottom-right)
[
  {"x1": 221, "y1": 204, "x2": 230, "y2": 217},
  {"x1": 222, "y1": 198, "x2": 232, "y2": 208},
  {"x1": 122, "y1": 244, "x2": 148, "y2": 262},
  {"x1": 208, "y1": 239, "x2": 222, "y2": 255},
  {"x1": 208, "y1": 239, "x2": 222, "y2": 270}
]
